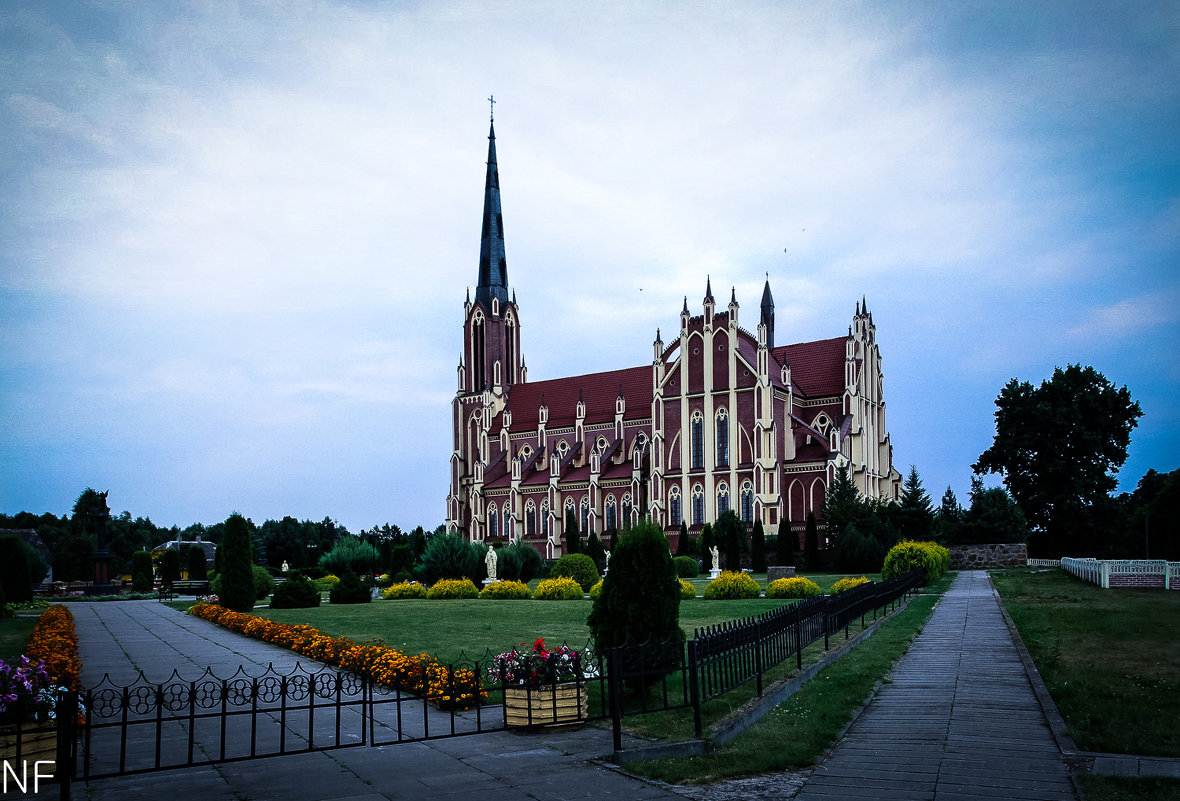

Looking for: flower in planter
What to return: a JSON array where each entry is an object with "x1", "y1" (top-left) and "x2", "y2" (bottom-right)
[
  {"x1": 0, "y1": 657, "x2": 57, "y2": 724},
  {"x1": 487, "y1": 638, "x2": 594, "y2": 687}
]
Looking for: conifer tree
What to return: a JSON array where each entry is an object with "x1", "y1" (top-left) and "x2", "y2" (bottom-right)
[
  {"x1": 675, "y1": 521, "x2": 692, "y2": 556},
  {"x1": 896, "y1": 465, "x2": 935, "y2": 541},
  {"x1": 564, "y1": 508, "x2": 580, "y2": 555},
  {"x1": 751, "y1": 518, "x2": 767, "y2": 572},
  {"x1": 716, "y1": 510, "x2": 744, "y2": 571},
  {"x1": 219, "y1": 513, "x2": 257, "y2": 612},
  {"x1": 699, "y1": 523, "x2": 715, "y2": 560}
]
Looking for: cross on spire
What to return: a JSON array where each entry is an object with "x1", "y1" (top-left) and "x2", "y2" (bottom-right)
[{"x1": 488, "y1": 94, "x2": 496, "y2": 121}]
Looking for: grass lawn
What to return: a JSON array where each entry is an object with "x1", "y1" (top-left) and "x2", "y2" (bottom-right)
[
  {"x1": 0, "y1": 613, "x2": 39, "y2": 661},
  {"x1": 990, "y1": 567, "x2": 1180, "y2": 759},
  {"x1": 1081, "y1": 775, "x2": 1180, "y2": 801}
]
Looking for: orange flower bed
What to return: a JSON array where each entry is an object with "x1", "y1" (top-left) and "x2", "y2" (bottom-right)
[
  {"x1": 25, "y1": 604, "x2": 83, "y2": 693},
  {"x1": 188, "y1": 603, "x2": 485, "y2": 709}
]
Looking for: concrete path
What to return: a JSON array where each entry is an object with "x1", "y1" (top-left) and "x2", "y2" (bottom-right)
[
  {"x1": 795, "y1": 570, "x2": 1077, "y2": 801},
  {"x1": 31, "y1": 600, "x2": 686, "y2": 801}
]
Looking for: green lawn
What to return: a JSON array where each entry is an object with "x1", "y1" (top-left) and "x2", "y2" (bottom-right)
[
  {"x1": 990, "y1": 567, "x2": 1180, "y2": 759},
  {"x1": 0, "y1": 613, "x2": 39, "y2": 661}
]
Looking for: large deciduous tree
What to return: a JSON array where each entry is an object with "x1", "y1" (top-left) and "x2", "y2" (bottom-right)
[{"x1": 973, "y1": 364, "x2": 1142, "y2": 555}]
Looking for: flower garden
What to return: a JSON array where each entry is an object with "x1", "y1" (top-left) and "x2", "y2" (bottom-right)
[{"x1": 1, "y1": 604, "x2": 83, "y2": 729}]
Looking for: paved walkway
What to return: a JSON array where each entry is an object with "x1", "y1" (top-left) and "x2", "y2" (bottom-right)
[
  {"x1": 795, "y1": 570, "x2": 1077, "y2": 801},
  {"x1": 32, "y1": 600, "x2": 686, "y2": 801}
]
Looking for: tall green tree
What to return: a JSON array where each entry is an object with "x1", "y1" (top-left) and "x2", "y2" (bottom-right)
[
  {"x1": 219, "y1": 513, "x2": 257, "y2": 612},
  {"x1": 186, "y1": 543, "x2": 208, "y2": 581},
  {"x1": 895, "y1": 465, "x2": 934, "y2": 541},
  {"x1": 699, "y1": 523, "x2": 715, "y2": 560},
  {"x1": 715, "y1": 510, "x2": 745, "y2": 571},
  {"x1": 0, "y1": 535, "x2": 34, "y2": 602},
  {"x1": 822, "y1": 466, "x2": 869, "y2": 542},
  {"x1": 750, "y1": 518, "x2": 767, "y2": 573},
  {"x1": 675, "y1": 521, "x2": 692, "y2": 556},
  {"x1": 158, "y1": 548, "x2": 182, "y2": 585},
  {"x1": 588, "y1": 519, "x2": 683, "y2": 653},
  {"x1": 564, "y1": 508, "x2": 580, "y2": 555},
  {"x1": 974, "y1": 364, "x2": 1142, "y2": 554},
  {"x1": 933, "y1": 486, "x2": 964, "y2": 543}
]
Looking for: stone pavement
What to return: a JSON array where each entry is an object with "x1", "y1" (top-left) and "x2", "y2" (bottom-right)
[
  {"x1": 30, "y1": 600, "x2": 687, "y2": 801},
  {"x1": 795, "y1": 570, "x2": 1078, "y2": 801}
]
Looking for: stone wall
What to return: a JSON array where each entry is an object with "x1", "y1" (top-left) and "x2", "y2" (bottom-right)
[{"x1": 949, "y1": 543, "x2": 1028, "y2": 570}]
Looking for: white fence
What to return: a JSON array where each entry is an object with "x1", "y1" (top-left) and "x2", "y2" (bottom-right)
[
  {"x1": 1026, "y1": 558, "x2": 1061, "y2": 567},
  {"x1": 1060, "y1": 557, "x2": 1179, "y2": 589}
]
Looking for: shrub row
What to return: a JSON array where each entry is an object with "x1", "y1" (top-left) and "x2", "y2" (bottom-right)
[
  {"x1": 379, "y1": 577, "x2": 592, "y2": 601},
  {"x1": 881, "y1": 540, "x2": 949, "y2": 586},
  {"x1": 188, "y1": 603, "x2": 484, "y2": 709}
]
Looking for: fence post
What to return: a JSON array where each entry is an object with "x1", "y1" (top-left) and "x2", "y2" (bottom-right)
[
  {"x1": 607, "y1": 647, "x2": 624, "y2": 756},
  {"x1": 57, "y1": 689, "x2": 77, "y2": 801},
  {"x1": 823, "y1": 596, "x2": 830, "y2": 651},
  {"x1": 795, "y1": 603, "x2": 803, "y2": 670},
  {"x1": 754, "y1": 619, "x2": 764, "y2": 696},
  {"x1": 687, "y1": 639, "x2": 703, "y2": 739}
]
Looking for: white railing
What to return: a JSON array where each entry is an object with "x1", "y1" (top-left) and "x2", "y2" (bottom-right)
[
  {"x1": 1026, "y1": 558, "x2": 1061, "y2": 567},
  {"x1": 1061, "y1": 557, "x2": 1178, "y2": 589}
]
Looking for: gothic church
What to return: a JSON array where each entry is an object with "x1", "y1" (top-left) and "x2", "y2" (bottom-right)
[{"x1": 447, "y1": 120, "x2": 901, "y2": 556}]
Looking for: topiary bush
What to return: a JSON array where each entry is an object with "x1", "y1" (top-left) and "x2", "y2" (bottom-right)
[
  {"x1": 881, "y1": 540, "x2": 949, "y2": 586},
  {"x1": 704, "y1": 570, "x2": 761, "y2": 600},
  {"x1": 270, "y1": 572, "x2": 321, "y2": 608},
  {"x1": 674, "y1": 556, "x2": 699, "y2": 578},
  {"x1": 131, "y1": 550, "x2": 153, "y2": 593},
  {"x1": 382, "y1": 581, "x2": 427, "y2": 599},
  {"x1": 329, "y1": 568, "x2": 371, "y2": 604},
  {"x1": 219, "y1": 513, "x2": 258, "y2": 613},
  {"x1": 253, "y1": 564, "x2": 274, "y2": 600},
  {"x1": 533, "y1": 577, "x2": 584, "y2": 600},
  {"x1": 480, "y1": 580, "x2": 531, "y2": 600},
  {"x1": 427, "y1": 578, "x2": 479, "y2": 599},
  {"x1": 588, "y1": 519, "x2": 683, "y2": 651},
  {"x1": 831, "y1": 576, "x2": 872, "y2": 594},
  {"x1": 679, "y1": 579, "x2": 697, "y2": 600},
  {"x1": 550, "y1": 553, "x2": 599, "y2": 592},
  {"x1": 158, "y1": 549, "x2": 182, "y2": 586},
  {"x1": 766, "y1": 576, "x2": 821, "y2": 599}
]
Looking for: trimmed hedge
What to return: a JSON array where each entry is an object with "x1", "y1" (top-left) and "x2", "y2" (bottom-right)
[
  {"x1": 533, "y1": 577, "x2": 583, "y2": 600},
  {"x1": 673, "y1": 556, "x2": 699, "y2": 579},
  {"x1": 881, "y1": 540, "x2": 949, "y2": 586},
  {"x1": 480, "y1": 580, "x2": 532, "y2": 600},
  {"x1": 704, "y1": 570, "x2": 761, "y2": 600},
  {"x1": 831, "y1": 576, "x2": 871, "y2": 594},
  {"x1": 270, "y1": 573, "x2": 321, "y2": 608},
  {"x1": 766, "y1": 576, "x2": 821, "y2": 599}
]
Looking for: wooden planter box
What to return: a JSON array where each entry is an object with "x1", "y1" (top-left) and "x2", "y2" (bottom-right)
[
  {"x1": 504, "y1": 682, "x2": 587, "y2": 729},
  {"x1": 0, "y1": 722, "x2": 57, "y2": 766}
]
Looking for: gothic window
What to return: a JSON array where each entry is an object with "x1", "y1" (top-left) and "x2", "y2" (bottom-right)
[
  {"x1": 597, "y1": 437, "x2": 608, "y2": 452},
  {"x1": 692, "y1": 484, "x2": 704, "y2": 526},
  {"x1": 472, "y1": 312, "x2": 486, "y2": 390},
  {"x1": 557, "y1": 440, "x2": 569, "y2": 457},
  {"x1": 525, "y1": 501, "x2": 537, "y2": 538},
  {"x1": 669, "y1": 487, "x2": 682, "y2": 527},
  {"x1": 691, "y1": 411, "x2": 704, "y2": 470},
  {"x1": 717, "y1": 482, "x2": 730, "y2": 515},
  {"x1": 580, "y1": 496, "x2": 590, "y2": 533},
  {"x1": 488, "y1": 502, "x2": 499, "y2": 539},
  {"x1": 622, "y1": 493, "x2": 633, "y2": 526},
  {"x1": 716, "y1": 408, "x2": 729, "y2": 467},
  {"x1": 741, "y1": 481, "x2": 754, "y2": 525},
  {"x1": 540, "y1": 501, "x2": 549, "y2": 536},
  {"x1": 506, "y1": 317, "x2": 516, "y2": 383},
  {"x1": 605, "y1": 496, "x2": 617, "y2": 531}
]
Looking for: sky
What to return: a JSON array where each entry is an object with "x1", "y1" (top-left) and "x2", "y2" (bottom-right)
[{"x1": 2, "y1": 1, "x2": 1178, "y2": 534}]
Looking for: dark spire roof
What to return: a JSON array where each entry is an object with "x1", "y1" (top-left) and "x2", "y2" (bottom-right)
[
  {"x1": 475, "y1": 120, "x2": 509, "y2": 307},
  {"x1": 760, "y1": 278, "x2": 775, "y2": 349},
  {"x1": 704, "y1": 275, "x2": 715, "y2": 302},
  {"x1": 730, "y1": 286, "x2": 737, "y2": 305}
]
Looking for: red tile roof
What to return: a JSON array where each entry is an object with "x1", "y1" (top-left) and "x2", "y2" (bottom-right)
[
  {"x1": 774, "y1": 337, "x2": 847, "y2": 398},
  {"x1": 498, "y1": 365, "x2": 652, "y2": 430}
]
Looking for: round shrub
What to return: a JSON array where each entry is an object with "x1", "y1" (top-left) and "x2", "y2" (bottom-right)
[
  {"x1": 314, "y1": 574, "x2": 340, "y2": 593},
  {"x1": 674, "y1": 556, "x2": 699, "y2": 579},
  {"x1": 427, "y1": 578, "x2": 479, "y2": 599},
  {"x1": 704, "y1": 571, "x2": 761, "y2": 600},
  {"x1": 533, "y1": 577, "x2": 584, "y2": 600},
  {"x1": 589, "y1": 580, "x2": 604, "y2": 600},
  {"x1": 253, "y1": 565, "x2": 274, "y2": 600},
  {"x1": 382, "y1": 581, "x2": 427, "y2": 599},
  {"x1": 831, "y1": 576, "x2": 871, "y2": 594},
  {"x1": 497, "y1": 541, "x2": 545, "y2": 582},
  {"x1": 480, "y1": 580, "x2": 532, "y2": 600},
  {"x1": 550, "y1": 553, "x2": 599, "y2": 592},
  {"x1": 329, "y1": 569, "x2": 372, "y2": 604},
  {"x1": 881, "y1": 540, "x2": 949, "y2": 586},
  {"x1": 270, "y1": 573, "x2": 321, "y2": 609},
  {"x1": 679, "y1": 579, "x2": 697, "y2": 600},
  {"x1": 766, "y1": 576, "x2": 821, "y2": 599}
]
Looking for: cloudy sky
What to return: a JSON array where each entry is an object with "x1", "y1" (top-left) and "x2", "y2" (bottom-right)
[{"x1": 2, "y1": 1, "x2": 1177, "y2": 533}]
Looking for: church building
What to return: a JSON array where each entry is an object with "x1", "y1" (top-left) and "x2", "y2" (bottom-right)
[{"x1": 447, "y1": 120, "x2": 901, "y2": 556}]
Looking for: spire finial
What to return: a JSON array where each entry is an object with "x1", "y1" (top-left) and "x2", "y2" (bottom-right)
[{"x1": 488, "y1": 94, "x2": 495, "y2": 121}]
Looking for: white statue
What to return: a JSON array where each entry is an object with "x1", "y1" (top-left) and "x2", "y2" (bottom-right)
[
  {"x1": 281, "y1": 560, "x2": 290, "y2": 573},
  {"x1": 485, "y1": 545, "x2": 498, "y2": 581},
  {"x1": 604, "y1": 550, "x2": 611, "y2": 574},
  {"x1": 710, "y1": 546, "x2": 720, "y2": 572}
]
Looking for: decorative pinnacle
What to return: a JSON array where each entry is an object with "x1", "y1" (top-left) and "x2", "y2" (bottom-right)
[{"x1": 488, "y1": 94, "x2": 495, "y2": 121}]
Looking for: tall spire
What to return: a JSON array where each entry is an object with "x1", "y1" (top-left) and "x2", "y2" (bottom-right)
[
  {"x1": 760, "y1": 277, "x2": 775, "y2": 349},
  {"x1": 475, "y1": 119, "x2": 509, "y2": 307}
]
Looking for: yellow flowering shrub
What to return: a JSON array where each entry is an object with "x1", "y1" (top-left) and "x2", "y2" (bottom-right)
[
  {"x1": 831, "y1": 576, "x2": 871, "y2": 594},
  {"x1": 533, "y1": 577, "x2": 583, "y2": 600},
  {"x1": 766, "y1": 576, "x2": 821, "y2": 599},
  {"x1": 588, "y1": 580, "x2": 604, "y2": 600},
  {"x1": 480, "y1": 580, "x2": 531, "y2": 599},
  {"x1": 314, "y1": 574, "x2": 340, "y2": 593},
  {"x1": 382, "y1": 581, "x2": 427, "y2": 599},
  {"x1": 882, "y1": 541, "x2": 949, "y2": 586},
  {"x1": 679, "y1": 579, "x2": 697, "y2": 600},
  {"x1": 704, "y1": 570, "x2": 761, "y2": 599},
  {"x1": 427, "y1": 578, "x2": 479, "y2": 599}
]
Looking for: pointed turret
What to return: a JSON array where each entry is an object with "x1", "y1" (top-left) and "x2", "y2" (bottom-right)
[
  {"x1": 475, "y1": 121, "x2": 509, "y2": 307},
  {"x1": 760, "y1": 278, "x2": 775, "y2": 349}
]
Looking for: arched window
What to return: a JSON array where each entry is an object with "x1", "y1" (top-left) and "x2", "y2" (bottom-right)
[
  {"x1": 605, "y1": 496, "x2": 617, "y2": 531},
  {"x1": 690, "y1": 411, "x2": 704, "y2": 470},
  {"x1": 488, "y1": 502, "x2": 499, "y2": 539},
  {"x1": 525, "y1": 501, "x2": 537, "y2": 538},
  {"x1": 622, "y1": 493, "x2": 633, "y2": 526},
  {"x1": 717, "y1": 482, "x2": 730, "y2": 515},
  {"x1": 669, "y1": 487, "x2": 682, "y2": 527},
  {"x1": 580, "y1": 496, "x2": 590, "y2": 533},
  {"x1": 540, "y1": 501, "x2": 549, "y2": 536},
  {"x1": 741, "y1": 481, "x2": 754, "y2": 524},
  {"x1": 692, "y1": 484, "x2": 704, "y2": 526},
  {"x1": 716, "y1": 408, "x2": 729, "y2": 467},
  {"x1": 472, "y1": 312, "x2": 486, "y2": 390}
]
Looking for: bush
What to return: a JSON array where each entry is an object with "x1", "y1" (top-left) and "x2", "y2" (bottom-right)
[
  {"x1": 415, "y1": 532, "x2": 484, "y2": 585},
  {"x1": 314, "y1": 574, "x2": 340, "y2": 593},
  {"x1": 131, "y1": 551, "x2": 153, "y2": 593},
  {"x1": 496, "y1": 541, "x2": 545, "y2": 582},
  {"x1": 881, "y1": 540, "x2": 949, "y2": 586},
  {"x1": 186, "y1": 544, "x2": 208, "y2": 581},
  {"x1": 393, "y1": 570, "x2": 412, "y2": 584},
  {"x1": 382, "y1": 581, "x2": 427, "y2": 599},
  {"x1": 375, "y1": 573, "x2": 393, "y2": 588},
  {"x1": 533, "y1": 577, "x2": 584, "y2": 600},
  {"x1": 831, "y1": 576, "x2": 872, "y2": 594},
  {"x1": 673, "y1": 556, "x2": 699, "y2": 578},
  {"x1": 270, "y1": 573, "x2": 321, "y2": 608},
  {"x1": 329, "y1": 568, "x2": 372, "y2": 604},
  {"x1": 0, "y1": 534, "x2": 34, "y2": 603},
  {"x1": 550, "y1": 553, "x2": 599, "y2": 592},
  {"x1": 252, "y1": 565, "x2": 274, "y2": 600},
  {"x1": 589, "y1": 580, "x2": 604, "y2": 600},
  {"x1": 319, "y1": 536, "x2": 379, "y2": 577},
  {"x1": 480, "y1": 580, "x2": 531, "y2": 599},
  {"x1": 704, "y1": 570, "x2": 761, "y2": 600},
  {"x1": 588, "y1": 519, "x2": 683, "y2": 651},
  {"x1": 159, "y1": 549, "x2": 182, "y2": 585},
  {"x1": 427, "y1": 578, "x2": 479, "y2": 599},
  {"x1": 219, "y1": 513, "x2": 258, "y2": 613},
  {"x1": 679, "y1": 579, "x2": 697, "y2": 600},
  {"x1": 766, "y1": 576, "x2": 821, "y2": 599}
]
